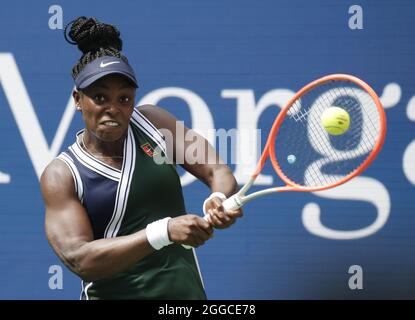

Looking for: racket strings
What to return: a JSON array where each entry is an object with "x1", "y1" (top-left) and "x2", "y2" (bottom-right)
[
  {"x1": 316, "y1": 81, "x2": 379, "y2": 182},
  {"x1": 312, "y1": 81, "x2": 380, "y2": 180},
  {"x1": 325, "y1": 85, "x2": 373, "y2": 157},
  {"x1": 345, "y1": 86, "x2": 380, "y2": 150},
  {"x1": 274, "y1": 79, "x2": 381, "y2": 188}
]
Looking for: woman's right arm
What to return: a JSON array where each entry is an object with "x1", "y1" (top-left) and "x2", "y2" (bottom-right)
[{"x1": 41, "y1": 159, "x2": 212, "y2": 282}]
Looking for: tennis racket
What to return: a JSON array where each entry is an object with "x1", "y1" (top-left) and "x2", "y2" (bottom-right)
[{"x1": 183, "y1": 74, "x2": 386, "y2": 249}]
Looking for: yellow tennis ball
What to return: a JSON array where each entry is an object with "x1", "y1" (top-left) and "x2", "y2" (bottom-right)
[{"x1": 321, "y1": 106, "x2": 350, "y2": 135}]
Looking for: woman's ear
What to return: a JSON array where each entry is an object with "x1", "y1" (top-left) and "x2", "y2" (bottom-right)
[{"x1": 73, "y1": 90, "x2": 82, "y2": 110}]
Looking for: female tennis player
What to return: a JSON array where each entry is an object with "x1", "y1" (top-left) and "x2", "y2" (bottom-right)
[{"x1": 40, "y1": 16, "x2": 242, "y2": 300}]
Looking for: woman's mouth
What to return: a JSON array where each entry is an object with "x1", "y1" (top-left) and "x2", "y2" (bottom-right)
[{"x1": 101, "y1": 120, "x2": 120, "y2": 127}]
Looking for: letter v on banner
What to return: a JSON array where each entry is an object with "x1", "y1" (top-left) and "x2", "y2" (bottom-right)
[{"x1": 0, "y1": 53, "x2": 76, "y2": 179}]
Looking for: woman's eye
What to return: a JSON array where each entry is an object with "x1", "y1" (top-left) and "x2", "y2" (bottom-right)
[
  {"x1": 120, "y1": 96, "x2": 132, "y2": 104},
  {"x1": 94, "y1": 95, "x2": 106, "y2": 103}
]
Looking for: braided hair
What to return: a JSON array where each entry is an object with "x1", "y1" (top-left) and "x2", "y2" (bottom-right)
[{"x1": 64, "y1": 16, "x2": 130, "y2": 79}]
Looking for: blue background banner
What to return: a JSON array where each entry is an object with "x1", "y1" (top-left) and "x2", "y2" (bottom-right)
[{"x1": 0, "y1": 0, "x2": 414, "y2": 299}]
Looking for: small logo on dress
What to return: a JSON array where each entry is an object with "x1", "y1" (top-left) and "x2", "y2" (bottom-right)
[{"x1": 140, "y1": 143, "x2": 158, "y2": 157}]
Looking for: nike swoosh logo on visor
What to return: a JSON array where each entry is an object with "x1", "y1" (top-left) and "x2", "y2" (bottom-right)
[{"x1": 100, "y1": 61, "x2": 121, "y2": 68}]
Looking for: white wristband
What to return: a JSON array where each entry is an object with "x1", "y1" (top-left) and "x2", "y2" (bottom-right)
[
  {"x1": 146, "y1": 217, "x2": 173, "y2": 250},
  {"x1": 203, "y1": 192, "x2": 227, "y2": 215}
]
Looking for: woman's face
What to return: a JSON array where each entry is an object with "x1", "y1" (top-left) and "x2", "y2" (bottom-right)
[{"x1": 74, "y1": 74, "x2": 136, "y2": 142}]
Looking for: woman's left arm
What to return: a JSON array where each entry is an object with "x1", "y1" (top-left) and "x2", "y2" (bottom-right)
[{"x1": 139, "y1": 104, "x2": 243, "y2": 229}]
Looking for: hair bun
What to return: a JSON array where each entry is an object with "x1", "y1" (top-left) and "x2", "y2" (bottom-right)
[{"x1": 65, "y1": 16, "x2": 123, "y2": 54}]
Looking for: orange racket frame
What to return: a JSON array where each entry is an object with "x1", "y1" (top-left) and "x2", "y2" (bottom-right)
[{"x1": 221, "y1": 74, "x2": 387, "y2": 211}]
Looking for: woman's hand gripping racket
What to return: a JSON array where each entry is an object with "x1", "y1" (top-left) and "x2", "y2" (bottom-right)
[{"x1": 183, "y1": 74, "x2": 386, "y2": 249}]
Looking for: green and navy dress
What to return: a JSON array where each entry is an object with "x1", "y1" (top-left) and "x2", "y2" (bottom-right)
[{"x1": 57, "y1": 108, "x2": 206, "y2": 300}]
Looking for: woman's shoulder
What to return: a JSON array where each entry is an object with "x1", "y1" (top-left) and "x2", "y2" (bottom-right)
[
  {"x1": 40, "y1": 158, "x2": 75, "y2": 197},
  {"x1": 136, "y1": 104, "x2": 178, "y2": 131}
]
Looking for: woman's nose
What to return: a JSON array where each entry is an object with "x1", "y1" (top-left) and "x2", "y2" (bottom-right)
[{"x1": 104, "y1": 101, "x2": 120, "y2": 114}]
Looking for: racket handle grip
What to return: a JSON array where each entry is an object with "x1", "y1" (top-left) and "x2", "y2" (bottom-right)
[
  {"x1": 182, "y1": 195, "x2": 242, "y2": 250},
  {"x1": 222, "y1": 194, "x2": 243, "y2": 212}
]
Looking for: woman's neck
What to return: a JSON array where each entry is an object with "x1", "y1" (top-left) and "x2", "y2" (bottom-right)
[{"x1": 82, "y1": 130, "x2": 125, "y2": 159}]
